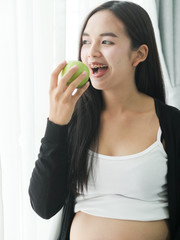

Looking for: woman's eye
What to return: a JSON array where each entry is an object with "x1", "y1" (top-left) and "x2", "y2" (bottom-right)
[
  {"x1": 82, "y1": 40, "x2": 90, "y2": 45},
  {"x1": 102, "y1": 40, "x2": 114, "y2": 45}
]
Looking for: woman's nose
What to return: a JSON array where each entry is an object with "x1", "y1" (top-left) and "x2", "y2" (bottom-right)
[{"x1": 88, "y1": 44, "x2": 102, "y2": 58}]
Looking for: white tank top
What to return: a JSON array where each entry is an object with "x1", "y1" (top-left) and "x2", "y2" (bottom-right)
[{"x1": 74, "y1": 126, "x2": 169, "y2": 221}]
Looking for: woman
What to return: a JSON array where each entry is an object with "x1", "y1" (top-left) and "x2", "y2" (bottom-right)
[{"x1": 29, "y1": 1, "x2": 180, "y2": 240}]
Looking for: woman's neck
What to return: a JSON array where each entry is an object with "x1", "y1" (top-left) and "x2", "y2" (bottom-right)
[{"x1": 102, "y1": 87, "x2": 154, "y2": 116}]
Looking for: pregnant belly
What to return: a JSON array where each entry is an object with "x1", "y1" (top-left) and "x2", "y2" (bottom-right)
[{"x1": 70, "y1": 211, "x2": 170, "y2": 240}]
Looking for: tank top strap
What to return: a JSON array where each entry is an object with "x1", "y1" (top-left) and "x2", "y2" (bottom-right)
[{"x1": 157, "y1": 125, "x2": 162, "y2": 142}]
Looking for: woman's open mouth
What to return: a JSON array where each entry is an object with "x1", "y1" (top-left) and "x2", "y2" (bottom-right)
[{"x1": 90, "y1": 63, "x2": 109, "y2": 78}]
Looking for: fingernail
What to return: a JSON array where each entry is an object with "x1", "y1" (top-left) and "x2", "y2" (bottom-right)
[
  {"x1": 82, "y1": 71, "x2": 87, "y2": 76},
  {"x1": 73, "y1": 65, "x2": 78, "y2": 70}
]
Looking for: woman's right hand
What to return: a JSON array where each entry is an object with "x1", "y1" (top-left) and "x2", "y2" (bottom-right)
[{"x1": 49, "y1": 61, "x2": 90, "y2": 125}]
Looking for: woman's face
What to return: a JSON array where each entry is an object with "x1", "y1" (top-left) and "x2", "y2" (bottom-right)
[{"x1": 81, "y1": 10, "x2": 137, "y2": 91}]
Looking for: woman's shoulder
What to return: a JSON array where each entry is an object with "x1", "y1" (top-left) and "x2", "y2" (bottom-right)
[
  {"x1": 154, "y1": 98, "x2": 180, "y2": 115},
  {"x1": 154, "y1": 98, "x2": 180, "y2": 126}
]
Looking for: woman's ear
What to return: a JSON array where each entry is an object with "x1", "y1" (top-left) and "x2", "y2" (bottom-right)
[{"x1": 132, "y1": 44, "x2": 148, "y2": 67}]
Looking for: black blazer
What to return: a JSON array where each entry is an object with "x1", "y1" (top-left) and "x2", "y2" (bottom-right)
[{"x1": 29, "y1": 98, "x2": 180, "y2": 240}]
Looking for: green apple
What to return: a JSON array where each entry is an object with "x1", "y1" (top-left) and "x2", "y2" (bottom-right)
[{"x1": 61, "y1": 60, "x2": 90, "y2": 88}]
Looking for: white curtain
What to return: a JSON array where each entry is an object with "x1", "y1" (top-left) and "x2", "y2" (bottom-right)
[
  {"x1": 0, "y1": 0, "x2": 177, "y2": 240},
  {"x1": 156, "y1": 0, "x2": 180, "y2": 109},
  {"x1": 0, "y1": 0, "x2": 66, "y2": 239},
  {"x1": 0, "y1": 156, "x2": 4, "y2": 240}
]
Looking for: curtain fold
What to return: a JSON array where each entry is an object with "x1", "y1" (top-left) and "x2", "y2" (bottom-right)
[{"x1": 156, "y1": 0, "x2": 180, "y2": 108}]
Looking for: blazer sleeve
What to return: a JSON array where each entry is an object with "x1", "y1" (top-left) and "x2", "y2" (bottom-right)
[{"x1": 28, "y1": 119, "x2": 69, "y2": 219}]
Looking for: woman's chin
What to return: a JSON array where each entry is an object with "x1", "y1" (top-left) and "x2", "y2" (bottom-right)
[{"x1": 90, "y1": 80, "x2": 105, "y2": 90}]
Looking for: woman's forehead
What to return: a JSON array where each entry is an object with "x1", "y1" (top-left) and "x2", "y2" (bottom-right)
[{"x1": 83, "y1": 10, "x2": 126, "y2": 37}]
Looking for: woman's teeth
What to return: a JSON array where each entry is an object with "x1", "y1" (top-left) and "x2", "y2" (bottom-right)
[
  {"x1": 90, "y1": 64, "x2": 107, "y2": 68},
  {"x1": 90, "y1": 64, "x2": 108, "y2": 74}
]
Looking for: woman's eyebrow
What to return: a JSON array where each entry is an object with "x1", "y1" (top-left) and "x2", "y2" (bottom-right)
[{"x1": 82, "y1": 32, "x2": 118, "y2": 37}]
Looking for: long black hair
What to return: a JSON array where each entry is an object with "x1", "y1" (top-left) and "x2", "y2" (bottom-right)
[{"x1": 68, "y1": 1, "x2": 166, "y2": 195}]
